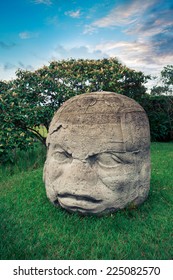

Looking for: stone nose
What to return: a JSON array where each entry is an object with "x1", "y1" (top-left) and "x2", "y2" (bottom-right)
[{"x1": 69, "y1": 159, "x2": 98, "y2": 186}]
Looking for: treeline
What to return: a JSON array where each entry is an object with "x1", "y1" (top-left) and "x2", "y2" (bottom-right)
[{"x1": 0, "y1": 58, "x2": 173, "y2": 163}]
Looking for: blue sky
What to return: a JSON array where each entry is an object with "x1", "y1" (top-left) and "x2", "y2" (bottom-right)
[{"x1": 0, "y1": 0, "x2": 173, "y2": 82}]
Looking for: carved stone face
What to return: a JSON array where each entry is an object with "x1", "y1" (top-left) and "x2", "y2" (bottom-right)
[{"x1": 43, "y1": 92, "x2": 150, "y2": 215}]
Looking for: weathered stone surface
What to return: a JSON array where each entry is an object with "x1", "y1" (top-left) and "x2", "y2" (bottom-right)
[{"x1": 43, "y1": 91, "x2": 150, "y2": 215}]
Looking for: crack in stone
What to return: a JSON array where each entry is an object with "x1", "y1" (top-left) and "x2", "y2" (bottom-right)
[{"x1": 50, "y1": 124, "x2": 62, "y2": 135}]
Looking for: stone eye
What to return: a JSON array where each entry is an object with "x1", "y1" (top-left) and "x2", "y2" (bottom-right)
[
  {"x1": 53, "y1": 151, "x2": 72, "y2": 163},
  {"x1": 96, "y1": 153, "x2": 123, "y2": 168}
]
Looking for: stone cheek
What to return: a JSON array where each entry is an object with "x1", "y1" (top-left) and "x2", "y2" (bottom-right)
[{"x1": 43, "y1": 91, "x2": 150, "y2": 215}]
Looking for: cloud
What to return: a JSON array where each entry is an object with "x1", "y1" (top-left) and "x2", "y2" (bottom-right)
[
  {"x1": 2, "y1": 62, "x2": 34, "y2": 72},
  {"x1": 83, "y1": 0, "x2": 173, "y2": 77},
  {"x1": 65, "y1": 10, "x2": 81, "y2": 18},
  {"x1": 95, "y1": 40, "x2": 152, "y2": 64},
  {"x1": 33, "y1": 0, "x2": 52, "y2": 5},
  {"x1": 84, "y1": 0, "x2": 170, "y2": 39},
  {"x1": 0, "y1": 63, "x2": 17, "y2": 81},
  {"x1": 3, "y1": 63, "x2": 16, "y2": 71},
  {"x1": 53, "y1": 45, "x2": 108, "y2": 60},
  {"x1": 19, "y1": 32, "x2": 39, "y2": 39},
  {"x1": 94, "y1": 39, "x2": 173, "y2": 76},
  {"x1": 83, "y1": 25, "x2": 97, "y2": 35},
  {"x1": 123, "y1": 2, "x2": 173, "y2": 59},
  {"x1": 125, "y1": 3, "x2": 173, "y2": 37},
  {"x1": 89, "y1": 0, "x2": 157, "y2": 29},
  {"x1": 18, "y1": 62, "x2": 34, "y2": 71},
  {"x1": 151, "y1": 29, "x2": 173, "y2": 56},
  {"x1": 0, "y1": 41, "x2": 16, "y2": 49},
  {"x1": 46, "y1": 16, "x2": 59, "y2": 26}
]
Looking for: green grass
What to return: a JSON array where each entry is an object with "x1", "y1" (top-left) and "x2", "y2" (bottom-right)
[
  {"x1": 0, "y1": 143, "x2": 46, "y2": 179},
  {"x1": 0, "y1": 142, "x2": 173, "y2": 260}
]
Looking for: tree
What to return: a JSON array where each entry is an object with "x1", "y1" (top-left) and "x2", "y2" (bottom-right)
[
  {"x1": 148, "y1": 65, "x2": 173, "y2": 141},
  {"x1": 0, "y1": 58, "x2": 150, "y2": 163},
  {"x1": 151, "y1": 65, "x2": 173, "y2": 96}
]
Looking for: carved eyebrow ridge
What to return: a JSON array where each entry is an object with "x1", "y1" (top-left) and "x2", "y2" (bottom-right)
[{"x1": 52, "y1": 144, "x2": 71, "y2": 154}]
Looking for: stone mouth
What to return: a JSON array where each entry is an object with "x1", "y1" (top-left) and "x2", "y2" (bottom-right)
[
  {"x1": 57, "y1": 192, "x2": 103, "y2": 204},
  {"x1": 59, "y1": 202, "x2": 98, "y2": 213}
]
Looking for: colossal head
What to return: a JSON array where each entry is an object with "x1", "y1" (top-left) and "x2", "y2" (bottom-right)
[{"x1": 43, "y1": 91, "x2": 150, "y2": 215}]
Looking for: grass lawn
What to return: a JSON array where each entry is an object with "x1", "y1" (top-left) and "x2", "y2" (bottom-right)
[{"x1": 0, "y1": 142, "x2": 173, "y2": 260}]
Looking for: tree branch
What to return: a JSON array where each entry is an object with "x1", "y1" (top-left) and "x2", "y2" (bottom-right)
[{"x1": 27, "y1": 127, "x2": 46, "y2": 146}]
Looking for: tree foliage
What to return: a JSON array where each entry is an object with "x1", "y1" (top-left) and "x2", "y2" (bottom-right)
[
  {"x1": 0, "y1": 58, "x2": 150, "y2": 163},
  {"x1": 140, "y1": 95, "x2": 173, "y2": 141},
  {"x1": 151, "y1": 65, "x2": 173, "y2": 96},
  {"x1": 144, "y1": 65, "x2": 173, "y2": 141}
]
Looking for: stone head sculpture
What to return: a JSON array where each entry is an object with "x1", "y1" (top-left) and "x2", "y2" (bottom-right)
[{"x1": 43, "y1": 91, "x2": 150, "y2": 215}]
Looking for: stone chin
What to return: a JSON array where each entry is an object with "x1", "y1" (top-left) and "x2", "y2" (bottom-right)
[{"x1": 56, "y1": 194, "x2": 106, "y2": 215}]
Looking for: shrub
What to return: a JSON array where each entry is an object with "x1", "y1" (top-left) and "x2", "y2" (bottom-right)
[{"x1": 140, "y1": 95, "x2": 173, "y2": 141}]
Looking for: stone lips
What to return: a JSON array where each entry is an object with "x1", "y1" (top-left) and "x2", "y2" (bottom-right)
[{"x1": 44, "y1": 91, "x2": 151, "y2": 215}]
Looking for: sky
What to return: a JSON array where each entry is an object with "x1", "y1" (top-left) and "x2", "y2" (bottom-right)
[{"x1": 0, "y1": 0, "x2": 173, "y2": 84}]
